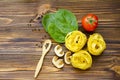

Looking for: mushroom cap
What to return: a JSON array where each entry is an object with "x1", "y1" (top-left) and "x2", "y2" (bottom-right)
[
  {"x1": 64, "y1": 51, "x2": 72, "y2": 64},
  {"x1": 52, "y1": 56, "x2": 64, "y2": 68},
  {"x1": 54, "y1": 45, "x2": 64, "y2": 57}
]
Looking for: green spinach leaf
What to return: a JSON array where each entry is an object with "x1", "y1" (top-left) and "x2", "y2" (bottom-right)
[{"x1": 42, "y1": 9, "x2": 78, "y2": 43}]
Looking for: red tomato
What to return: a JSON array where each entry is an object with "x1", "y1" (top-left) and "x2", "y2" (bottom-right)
[{"x1": 81, "y1": 14, "x2": 98, "y2": 31}]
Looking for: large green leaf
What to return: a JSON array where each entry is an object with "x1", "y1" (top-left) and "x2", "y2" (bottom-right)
[{"x1": 42, "y1": 9, "x2": 78, "y2": 43}]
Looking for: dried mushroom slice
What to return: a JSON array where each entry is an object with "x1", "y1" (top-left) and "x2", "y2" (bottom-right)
[
  {"x1": 54, "y1": 45, "x2": 64, "y2": 57},
  {"x1": 52, "y1": 56, "x2": 64, "y2": 68},
  {"x1": 64, "y1": 51, "x2": 72, "y2": 64}
]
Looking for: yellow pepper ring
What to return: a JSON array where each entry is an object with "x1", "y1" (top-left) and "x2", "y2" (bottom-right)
[
  {"x1": 70, "y1": 50, "x2": 92, "y2": 70},
  {"x1": 87, "y1": 33, "x2": 106, "y2": 55},
  {"x1": 65, "y1": 31, "x2": 87, "y2": 52}
]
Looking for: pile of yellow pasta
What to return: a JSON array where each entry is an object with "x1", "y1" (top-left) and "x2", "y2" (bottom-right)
[
  {"x1": 65, "y1": 31, "x2": 87, "y2": 52},
  {"x1": 65, "y1": 31, "x2": 106, "y2": 70}
]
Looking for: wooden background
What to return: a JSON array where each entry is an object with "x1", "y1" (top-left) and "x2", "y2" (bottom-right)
[{"x1": 0, "y1": 0, "x2": 120, "y2": 80}]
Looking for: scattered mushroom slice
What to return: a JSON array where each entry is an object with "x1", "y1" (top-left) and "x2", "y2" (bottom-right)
[
  {"x1": 64, "y1": 51, "x2": 72, "y2": 64},
  {"x1": 52, "y1": 56, "x2": 64, "y2": 69},
  {"x1": 54, "y1": 45, "x2": 64, "y2": 57}
]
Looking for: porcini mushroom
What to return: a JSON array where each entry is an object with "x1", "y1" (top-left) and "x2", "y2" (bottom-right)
[
  {"x1": 64, "y1": 51, "x2": 72, "y2": 64},
  {"x1": 54, "y1": 45, "x2": 64, "y2": 57},
  {"x1": 52, "y1": 56, "x2": 64, "y2": 68}
]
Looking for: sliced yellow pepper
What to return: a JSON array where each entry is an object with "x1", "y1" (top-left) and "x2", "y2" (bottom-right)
[
  {"x1": 65, "y1": 31, "x2": 87, "y2": 52},
  {"x1": 87, "y1": 33, "x2": 106, "y2": 55},
  {"x1": 70, "y1": 50, "x2": 92, "y2": 70}
]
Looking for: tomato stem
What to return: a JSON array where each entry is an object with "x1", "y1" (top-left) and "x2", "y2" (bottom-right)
[{"x1": 87, "y1": 18, "x2": 97, "y2": 24}]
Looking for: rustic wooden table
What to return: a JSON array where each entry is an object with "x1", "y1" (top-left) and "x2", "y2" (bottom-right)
[{"x1": 0, "y1": 0, "x2": 120, "y2": 80}]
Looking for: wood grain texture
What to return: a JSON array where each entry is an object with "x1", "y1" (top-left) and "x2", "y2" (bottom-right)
[{"x1": 0, "y1": 0, "x2": 120, "y2": 80}]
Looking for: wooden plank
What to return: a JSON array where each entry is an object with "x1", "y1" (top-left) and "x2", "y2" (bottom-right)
[
  {"x1": 0, "y1": 54, "x2": 120, "y2": 72},
  {"x1": 0, "y1": 42, "x2": 120, "y2": 55},
  {"x1": 0, "y1": 71, "x2": 114, "y2": 80},
  {"x1": 0, "y1": 28, "x2": 119, "y2": 42}
]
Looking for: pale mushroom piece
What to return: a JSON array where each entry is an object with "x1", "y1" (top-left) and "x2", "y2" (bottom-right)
[
  {"x1": 54, "y1": 45, "x2": 64, "y2": 57},
  {"x1": 64, "y1": 51, "x2": 72, "y2": 64},
  {"x1": 52, "y1": 56, "x2": 64, "y2": 69}
]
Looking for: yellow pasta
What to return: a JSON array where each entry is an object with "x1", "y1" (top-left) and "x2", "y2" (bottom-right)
[
  {"x1": 65, "y1": 31, "x2": 87, "y2": 52},
  {"x1": 70, "y1": 50, "x2": 92, "y2": 70},
  {"x1": 87, "y1": 33, "x2": 106, "y2": 55}
]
